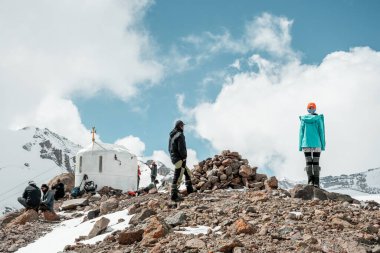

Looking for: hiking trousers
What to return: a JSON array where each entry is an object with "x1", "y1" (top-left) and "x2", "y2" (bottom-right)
[{"x1": 303, "y1": 148, "x2": 321, "y2": 187}]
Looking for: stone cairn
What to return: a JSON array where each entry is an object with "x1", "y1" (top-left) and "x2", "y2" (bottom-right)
[{"x1": 192, "y1": 150, "x2": 274, "y2": 192}]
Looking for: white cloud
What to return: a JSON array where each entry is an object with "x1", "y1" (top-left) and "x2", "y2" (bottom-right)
[
  {"x1": 10, "y1": 96, "x2": 94, "y2": 146},
  {"x1": 178, "y1": 12, "x2": 296, "y2": 66},
  {"x1": 144, "y1": 148, "x2": 199, "y2": 170},
  {"x1": 0, "y1": 0, "x2": 162, "y2": 144},
  {"x1": 245, "y1": 13, "x2": 295, "y2": 58},
  {"x1": 188, "y1": 47, "x2": 380, "y2": 180},
  {"x1": 115, "y1": 135, "x2": 146, "y2": 157}
]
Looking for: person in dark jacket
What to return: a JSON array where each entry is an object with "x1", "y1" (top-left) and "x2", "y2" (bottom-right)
[
  {"x1": 39, "y1": 184, "x2": 55, "y2": 211},
  {"x1": 150, "y1": 161, "x2": 158, "y2": 183},
  {"x1": 17, "y1": 181, "x2": 41, "y2": 210},
  {"x1": 52, "y1": 179, "x2": 65, "y2": 200},
  {"x1": 168, "y1": 120, "x2": 194, "y2": 201}
]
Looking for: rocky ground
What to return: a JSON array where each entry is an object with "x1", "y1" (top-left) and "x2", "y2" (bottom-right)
[{"x1": 1, "y1": 151, "x2": 379, "y2": 253}]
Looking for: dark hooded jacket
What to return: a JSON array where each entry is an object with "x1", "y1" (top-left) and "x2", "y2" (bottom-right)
[
  {"x1": 52, "y1": 182, "x2": 65, "y2": 199},
  {"x1": 22, "y1": 184, "x2": 41, "y2": 208},
  {"x1": 168, "y1": 128, "x2": 187, "y2": 164}
]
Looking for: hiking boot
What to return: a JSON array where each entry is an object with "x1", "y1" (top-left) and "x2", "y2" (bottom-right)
[
  {"x1": 170, "y1": 184, "x2": 184, "y2": 202},
  {"x1": 305, "y1": 166, "x2": 314, "y2": 185},
  {"x1": 313, "y1": 166, "x2": 321, "y2": 188},
  {"x1": 313, "y1": 177, "x2": 320, "y2": 188},
  {"x1": 185, "y1": 180, "x2": 194, "y2": 194}
]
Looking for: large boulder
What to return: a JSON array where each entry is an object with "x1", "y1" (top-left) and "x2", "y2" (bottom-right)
[
  {"x1": 87, "y1": 217, "x2": 110, "y2": 239},
  {"x1": 6, "y1": 209, "x2": 38, "y2": 228},
  {"x1": 48, "y1": 173, "x2": 74, "y2": 193},
  {"x1": 129, "y1": 209, "x2": 156, "y2": 226},
  {"x1": 61, "y1": 198, "x2": 89, "y2": 210},
  {"x1": 290, "y1": 184, "x2": 356, "y2": 202},
  {"x1": 100, "y1": 197, "x2": 119, "y2": 215},
  {"x1": 118, "y1": 229, "x2": 144, "y2": 245},
  {"x1": 0, "y1": 211, "x2": 20, "y2": 228},
  {"x1": 142, "y1": 216, "x2": 171, "y2": 245},
  {"x1": 43, "y1": 211, "x2": 60, "y2": 221},
  {"x1": 264, "y1": 176, "x2": 278, "y2": 190}
]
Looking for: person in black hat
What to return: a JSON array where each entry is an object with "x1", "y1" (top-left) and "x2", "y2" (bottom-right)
[
  {"x1": 168, "y1": 120, "x2": 194, "y2": 201},
  {"x1": 17, "y1": 180, "x2": 41, "y2": 211}
]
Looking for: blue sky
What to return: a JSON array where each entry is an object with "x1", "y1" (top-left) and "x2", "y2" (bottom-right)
[
  {"x1": 2, "y1": 0, "x2": 380, "y2": 179},
  {"x1": 75, "y1": 0, "x2": 380, "y2": 158}
]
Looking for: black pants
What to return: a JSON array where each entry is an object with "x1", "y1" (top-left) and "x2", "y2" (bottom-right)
[{"x1": 172, "y1": 160, "x2": 191, "y2": 190}]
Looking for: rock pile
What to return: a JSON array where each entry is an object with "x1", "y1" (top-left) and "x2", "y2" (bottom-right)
[{"x1": 192, "y1": 150, "x2": 277, "y2": 191}]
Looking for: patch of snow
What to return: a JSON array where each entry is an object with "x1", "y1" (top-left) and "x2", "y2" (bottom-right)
[
  {"x1": 174, "y1": 225, "x2": 211, "y2": 235},
  {"x1": 16, "y1": 210, "x2": 133, "y2": 253}
]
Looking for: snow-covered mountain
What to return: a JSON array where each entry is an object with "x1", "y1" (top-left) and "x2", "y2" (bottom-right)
[
  {"x1": 279, "y1": 168, "x2": 380, "y2": 202},
  {"x1": 0, "y1": 127, "x2": 81, "y2": 215}
]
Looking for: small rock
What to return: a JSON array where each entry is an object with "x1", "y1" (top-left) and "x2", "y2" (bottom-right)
[
  {"x1": 303, "y1": 234, "x2": 318, "y2": 244},
  {"x1": 127, "y1": 203, "x2": 140, "y2": 215},
  {"x1": 165, "y1": 211, "x2": 187, "y2": 226},
  {"x1": 185, "y1": 238, "x2": 206, "y2": 249},
  {"x1": 331, "y1": 217, "x2": 352, "y2": 228},
  {"x1": 8, "y1": 244, "x2": 19, "y2": 252},
  {"x1": 87, "y1": 209, "x2": 100, "y2": 220},
  {"x1": 147, "y1": 199, "x2": 160, "y2": 209},
  {"x1": 217, "y1": 238, "x2": 244, "y2": 253},
  {"x1": 231, "y1": 218, "x2": 255, "y2": 235},
  {"x1": 288, "y1": 211, "x2": 303, "y2": 220}
]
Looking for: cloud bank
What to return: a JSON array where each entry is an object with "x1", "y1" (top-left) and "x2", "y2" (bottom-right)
[
  {"x1": 185, "y1": 14, "x2": 380, "y2": 180},
  {"x1": 0, "y1": 0, "x2": 162, "y2": 145}
]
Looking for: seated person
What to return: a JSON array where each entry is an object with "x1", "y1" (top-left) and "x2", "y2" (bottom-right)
[{"x1": 18, "y1": 181, "x2": 41, "y2": 211}]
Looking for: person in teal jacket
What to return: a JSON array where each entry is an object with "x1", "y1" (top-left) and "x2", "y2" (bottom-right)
[{"x1": 299, "y1": 102, "x2": 326, "y2": 188}]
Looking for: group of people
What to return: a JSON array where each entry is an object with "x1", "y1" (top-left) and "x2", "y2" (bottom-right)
[
  {"x1": 166, "y1": 102, "x2": 326, "y2": 201},
  {"x1": 17, "y1": 179, "x2": 65, "y2": 212},
  {"x1": 18, "y1": 103, "x2": 326, "y2": 206}
]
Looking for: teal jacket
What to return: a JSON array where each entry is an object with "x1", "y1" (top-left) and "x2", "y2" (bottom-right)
[{"x1": 299, "y1": 114, "x2": 326, "y2": 151}]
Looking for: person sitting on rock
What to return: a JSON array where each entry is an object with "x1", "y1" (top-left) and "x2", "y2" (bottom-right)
[
  {"x1": 136, "y1": 180, "x2": 159, "y2": 195},
  {"x1": 150, "y1": 161, "x2": 158, "y2": 183},
  {"x1": 39, "y1": 184, "x2": 55, "y2": 212},
  {"x1": 299, "y1": 102, "x2": 326, "y2": 188},
  {"x1": 17, "y1": 181, "x2": 41, "y2": 211},
  {"x1": 52, "y1": 179, "x2": 65, "y2": 200},
  {"x1": 168, "y1": 120, "x2": 194, "y2": 201}
]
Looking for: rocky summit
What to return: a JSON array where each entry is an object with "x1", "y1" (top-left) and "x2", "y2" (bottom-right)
[{"x1": 0, "y1": 151, "x2": 379, "y2": 253}]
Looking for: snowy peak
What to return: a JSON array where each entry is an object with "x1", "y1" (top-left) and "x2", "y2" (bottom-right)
[
  {"x1": 322, "y1": 167, "x2": 380, "y2": 194},
  {"x1": 279, "y1": 167, "x2": 380, "y2": 194},
  {"x1": 20, "y1": 127, "x2": 82, "y2": 172}
]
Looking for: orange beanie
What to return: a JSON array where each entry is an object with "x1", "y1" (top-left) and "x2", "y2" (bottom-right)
[{"x1": 307, "y1": 102, "x2": 316, "y2": 110}]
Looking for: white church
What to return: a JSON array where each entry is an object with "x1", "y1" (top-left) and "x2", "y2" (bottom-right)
[{"x1": 74, "y1": 128, "x2": 138, "y2": 191}]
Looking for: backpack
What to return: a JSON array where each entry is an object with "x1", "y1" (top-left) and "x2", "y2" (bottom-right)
[
  {"x1": 84, "y1": 181, "x2": 97, "y2": 193},
  {"x1": 71, "y1": 187, "x2": 83, "y2": 198}
]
